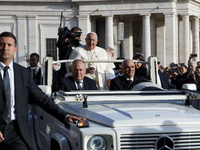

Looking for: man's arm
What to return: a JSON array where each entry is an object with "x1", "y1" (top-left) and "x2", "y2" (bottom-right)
[
  {"x1": 28, "y1": 73, "x2": 85, "y2": 124},
  {"x1": 188, "y1": 54, "x2": 197, "y2": 66},
  {"x1": 0, "y1": 131, "x2": 4, "y2": 143},
  {"x1": 105, "y1": 67, "x2": 115, "y2": 87}
]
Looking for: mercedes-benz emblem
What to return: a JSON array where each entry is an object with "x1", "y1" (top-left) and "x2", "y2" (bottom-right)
[{"x1": 155, "y1": 135, "x2": 174, "y2": 150}]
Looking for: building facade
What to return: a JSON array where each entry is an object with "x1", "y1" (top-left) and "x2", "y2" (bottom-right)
[{"x1": 0, "y1": 0, "x2": 200, "y2": 67}]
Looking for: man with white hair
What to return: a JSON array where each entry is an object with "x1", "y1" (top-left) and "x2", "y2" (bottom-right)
[
  {"x1": 188, "y1": 61, "x2": 196, "y2": 72},
  {"x1": 185, "y1": 61, "x2": 197, "y2": 83},
  {"x1": 110, "y1": 59, "x2": 149, "y2": 90},
  {"x1": 67, "y1": 32, "x2": 115, "y2": 90}
]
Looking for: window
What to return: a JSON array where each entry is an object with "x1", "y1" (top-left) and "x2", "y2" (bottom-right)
[{"x1": 46, "y1": 38, "x2": 57, "y2": 60}]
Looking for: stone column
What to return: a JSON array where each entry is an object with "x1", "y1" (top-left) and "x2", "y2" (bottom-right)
[
  {"x1": 192, "y1": 16, "x2": 199, "y2": 62},
  {"x1": 123, "y1": 19, "x2": 133, "y2": 59},
  {"x1": 183, "y1": 14, "x2": 190, "y2": 65},
  {"x1": 113, "y1": 18, "x2": 119, "y2": 57},
  {"x1": 27, "y1": 15, "x2": 37, "y2": 56},
  {"x1": 165, "y1": 13, "x2": 177, "y2": 65},
  {"x1": 105, "y1": 15, "x2": 114, "y2": 49},
  {"x1": 16, "y1": 15, "x2": 26, "y2": 66},
  {"x1": 150, "y1": 15, "x2": 156, "y2": 57},
  {"x1": 77, "y1": 15, "x2": 91, "y2": 43},
  {"x1": 156, "y1": 18, "x2": 165, "y2": 66},
  {"x1": 175, "y1": 14, "x2": 179, "y2": 63},
  {"x1": 141, "y1": 14, "x2": 151, "y2": 61}
]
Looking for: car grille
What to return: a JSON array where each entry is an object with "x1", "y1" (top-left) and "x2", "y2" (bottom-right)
[{"x1": 120, "y1": 131, "x2": 200, "y2": 149}]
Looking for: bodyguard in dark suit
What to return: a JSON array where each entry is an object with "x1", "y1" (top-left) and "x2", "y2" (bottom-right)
[
  {"x1": 59, "y1": 59, "x2": 98, "y2": 91},
  {"x1": 157, "y1": 58, "x2": 170, "y2": 89},
  {"x1": 27, "y1": 53, "x2": 43, "y2": 85},
  {"x1": 158, "y1": 71, "x2": 170, "y2": 89},
  {"x1": 110, "y1": 59, "x2": 148, "y2": 90},
  {"x1": 0, "y1": 32, "x2": 85, "y2": 150},
  {"x1": 27, "y1": 66, "x2": 42, "y2": 85}
]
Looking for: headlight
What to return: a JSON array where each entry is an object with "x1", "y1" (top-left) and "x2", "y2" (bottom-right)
[{"x1": 87, "y1": 136, "x2": 106, "y2": 150}]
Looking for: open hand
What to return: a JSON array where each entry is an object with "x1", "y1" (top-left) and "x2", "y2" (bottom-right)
[{"x1": 0, "y1": 131, "x2": 4, "y2": 143}]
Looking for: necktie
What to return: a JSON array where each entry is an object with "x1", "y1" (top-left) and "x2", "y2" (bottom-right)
[
  {"x1": 3, "y1": 66, "x2": 11, "y2": 123},
  {"x1": 128, "y1": 80, "x2": 133, "y2": 86},
  {"x1": 77, "y1": 81, "x2": 84, "y2": 90},
  {"x1": 31, "y1": 68, "x2": 36, "y2": 78}
]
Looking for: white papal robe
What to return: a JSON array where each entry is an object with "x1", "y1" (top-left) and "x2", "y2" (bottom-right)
[{"x1": 67, "y1": 45, "x2": 115, "y2": 90}]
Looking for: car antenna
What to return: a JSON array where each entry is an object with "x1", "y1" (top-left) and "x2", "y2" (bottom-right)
[{"x1": 59, "y1": 12, "x2": 63, "y2": 28}]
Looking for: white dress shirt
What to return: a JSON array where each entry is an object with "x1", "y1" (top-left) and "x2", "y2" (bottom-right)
[
  {"x1": 0, "y1": 61, "x2": 16, "y2": 121},
  {"x1": 126, "y1": 77, "x2": 134, "y2": 82}
]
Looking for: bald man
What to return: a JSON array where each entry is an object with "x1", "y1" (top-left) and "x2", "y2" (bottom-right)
[
  {"x1": 59, "y1": 59, "x2": 98, "y2": 91},
  {"x1": 110, "y1": 59, "x2": 148, "y2": 90}
]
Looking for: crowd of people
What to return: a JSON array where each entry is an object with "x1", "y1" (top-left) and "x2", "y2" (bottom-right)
[{"x1": 158, "y1": 54, "x2": 200, "y2": 90}]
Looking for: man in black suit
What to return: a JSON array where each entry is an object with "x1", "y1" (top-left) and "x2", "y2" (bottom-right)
[
  {"x1": 158, "y1": 71, "x2": 170, "y2": 89},
  {"x1": 0, "y1": 32, "x2": 85, "y2": 150},
  {"x1": 110, "y1": 59, "x2": 148, "y2": 90},
  {"x1": 157, "y1": 58, "x2": 170, "y2": 89},
  {"x1": 27, "y1": 53, "x2": 42, "y2": 85},
  {"x1": 59, "y1": 59, "x2": 98, "y2": 91}
]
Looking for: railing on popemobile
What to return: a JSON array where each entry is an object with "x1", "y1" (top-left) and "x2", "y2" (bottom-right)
[{"x1": 42, "y1": 56, "x2": 158, "y2": 88}]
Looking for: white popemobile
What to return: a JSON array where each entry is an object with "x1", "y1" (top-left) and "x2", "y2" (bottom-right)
[{"x1": 29, "y1": 57, "x2": 200, "y2": 150}]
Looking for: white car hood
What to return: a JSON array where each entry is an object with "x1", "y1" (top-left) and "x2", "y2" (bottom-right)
[{"x1": 59, "y1": 101, "x2": 200, "y2": 127}]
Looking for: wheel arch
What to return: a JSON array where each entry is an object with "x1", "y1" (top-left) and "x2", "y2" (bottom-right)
[{"x1": 51, "y1": 132, "x2": 71, "y2": 150}]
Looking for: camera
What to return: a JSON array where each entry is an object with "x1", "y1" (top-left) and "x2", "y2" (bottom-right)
[
  {"x1": 191, "y1": 54, "x2": 197, "y2": 57},
  {"x1": 56, "y1": 27, "x2": 81, "y2": 48},
  {"x1": 171, "y1": 63, "x2": 178, "y2": 68}
]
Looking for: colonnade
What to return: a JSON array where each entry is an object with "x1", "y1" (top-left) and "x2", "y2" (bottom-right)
[{"x1": 78, "y1": 13, "x2": 200, "y2": 66}]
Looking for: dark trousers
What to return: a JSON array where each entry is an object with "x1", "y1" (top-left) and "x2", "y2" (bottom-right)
[{"x1": 0, "y1": 121, "x2": 29, "y2": 150}]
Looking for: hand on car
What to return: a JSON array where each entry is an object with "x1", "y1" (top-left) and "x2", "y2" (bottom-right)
[
  {"x1": 66, "y1": 115, "x2": 86, "y2": 124},
  {"x1": 0, "y1": 131, "x2": 4, "y2": 143}
]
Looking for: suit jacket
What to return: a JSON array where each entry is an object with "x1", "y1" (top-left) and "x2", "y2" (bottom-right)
[
  {"x1": 110, "y1": 75, "x2": 149, "y2": 90},
  {"x1": 158, "y1": 71, "x2": 170, "y2": 89},
  {"x1": 52, "y1": 69, "x2": 60, "y2": 92},
  {"x1": 0, "y1": 63, "x2": 67, "y2": 149},
  {"x1": 27, "y1": 66, "x2": 42, "y2": 85},
  {"x1": 135, "y1": 67, "x2": 147, "y2": 78},
  {"x1": 59, "y1": 76, "x2": 98, "y2": 91}
]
